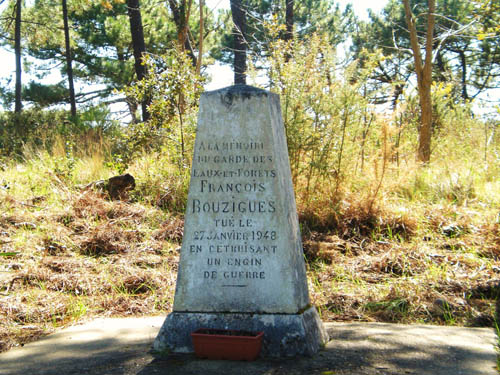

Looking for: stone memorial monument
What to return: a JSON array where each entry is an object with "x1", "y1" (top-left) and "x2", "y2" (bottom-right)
[{"x1": 154, "y1": 85, "x2": 329, "y2": 357}]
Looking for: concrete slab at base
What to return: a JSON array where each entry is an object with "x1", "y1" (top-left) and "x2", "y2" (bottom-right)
[
  {"x1": 0, "y1": 317, "x2": 496, "y2": 375},
  {"x1": 153, "y1": 306, "x2": 329, "y2": 357}
]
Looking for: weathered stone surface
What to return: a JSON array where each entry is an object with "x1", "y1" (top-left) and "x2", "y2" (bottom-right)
[
  {"x1": 173, "y1": 85, "x2": 308, "y2": 314},
  {"x1": 153, "y1": 307, "x2": 328, "y2": 358},
  {"x1": 154, "y1": 85, "x2": 327, "y2": 356}
]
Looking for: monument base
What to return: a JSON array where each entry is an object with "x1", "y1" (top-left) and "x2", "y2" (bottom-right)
[{"x1": 153, "y1": 307, "x2": 329, "y2": 358}]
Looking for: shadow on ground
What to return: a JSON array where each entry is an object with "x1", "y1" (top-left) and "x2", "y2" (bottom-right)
[
  {"x1": 135, "y1": 323, "x2": 496, "y2": 375},
  {"x1": 0, "y1": 320, "x2": 496, "y2": 375}
]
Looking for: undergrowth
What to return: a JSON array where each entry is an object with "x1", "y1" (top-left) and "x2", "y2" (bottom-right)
[{"x1": 0, "y1": 141, "x2": 498, "y2": 352}]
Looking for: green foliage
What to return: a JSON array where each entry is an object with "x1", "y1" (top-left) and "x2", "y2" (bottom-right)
[
  {"x1": 241, "y1": 20, "x2": 500, "y2": 223},
  {"x1": 364, "y1": 298, "x2": 410, "y2": 321},
  {"x1": 352, "y1": 0, "x2": 500, "y2": 104},
  {"x1": 0, "y1": 0, "x2": 215, "y2": 111},
  {"x1": 472, "y1": 0, "x2": 500, "y2": 39},
  {"x1": 128, "y1": 151, "x2": 190, "y2": 212},
  {"x1": 250, "y1": 30, "x2": 382, "y2": 204},
  {"x1": 22, "y1": 81, "x2": 69, "y2": 107},
  {"x1": 0, "y1": 109, "x2": 70, "y2": 157},
  {"x1": 0, "y1": 2, "x2": 499, "y2": 349},
  {"x1": 0, "y1": 106, "x2": 119, "y2": 159},
  {"x1": 212, "y1": 0, "x2": 355, "y2": 66},
  {"x1": 120, "y1": 49, "x2": 205, "y2": 170},
  {"x1": 0, "y1": 252, "x2": 20, "y2": 257}
]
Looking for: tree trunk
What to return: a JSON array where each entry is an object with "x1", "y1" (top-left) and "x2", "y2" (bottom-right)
[
  {"x1": 127, "y1": 0, "x2": 150, "y2": 122},
  {"x1": 168, "y1": 0, "x2": 197, "y2": 66},
  {"x1": 62, "y1": 0, "x2": 77, "y2": 117},
  {"x1": 417, "y1": 80, "x2": 432, "y2": 163},
  {"x1": 285, "y1": 0, "x2": 293, "y2": 42},
  {"x1": 392, "y1": 83, "x2": 404, "y2": 111},
  {"x1": 435, "y1": 49, "x2": 446, "y2": 82},
  {"x1": 230, "y1": 0, "x2": 247, "y2": 85},
  {"x1": 283, "y1": 0, "x2": 293, "y2": 62},
  {"x1": 403, "y1": 0, "x2": 435, "y2": 164},
  {"x1": 126, "y1": 97, "x2": 140, "y2": 124},
  {"x1": 177, "y1": 0, "x2": 192, "y2": 49},
  {"x1": 458, "y1": 50, "x2": 468, "y2": 101},
  {"x1": 196, "y1": 0, "x2": 203, "y2": 75},
  {"x1": 14, "y1": 0, "x2": 22, "y2": 114}
]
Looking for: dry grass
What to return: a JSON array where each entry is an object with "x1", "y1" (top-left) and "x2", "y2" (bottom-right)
[
  {"x1": 0, "y1": 153, "x2": 498, "y2": 354},
  {"x1": 0, "y1": 187, "x2": 178, "y2": 352},
  {"x1": 304, "y1": 199, "x2": 498, "y2": 327}
]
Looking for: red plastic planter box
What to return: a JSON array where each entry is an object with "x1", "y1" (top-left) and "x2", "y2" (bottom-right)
[{"x1": 191, "y1": 329, "x2": 264, "y2": 361}]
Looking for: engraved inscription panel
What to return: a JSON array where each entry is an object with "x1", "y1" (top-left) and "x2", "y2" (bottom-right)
[
  {"x1": 173, "y1": 88, "x2": 309, "y2": 314},
  {"x1": 189, "y1": 140, "x2": 277, "y2": 287}
]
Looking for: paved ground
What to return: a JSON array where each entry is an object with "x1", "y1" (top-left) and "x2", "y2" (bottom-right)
[{"x1": 0, "y1": 316, "x2": 497, "y2": 375}]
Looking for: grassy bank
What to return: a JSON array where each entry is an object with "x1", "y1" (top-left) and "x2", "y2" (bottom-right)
[{"x1": 0, "y1": 144, "x2": 498, "y2": 352}]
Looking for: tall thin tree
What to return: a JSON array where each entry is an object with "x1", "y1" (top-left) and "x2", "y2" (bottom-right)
[
  {"x1": 167, "y1": 0, "x2": 197, "y2": 66},
  {"x1": 284, "y1": 0, "x2": 293, "y2": 62},
  {"x1": 14, "y1": 0, "x2": 22, "y2": 113},
  {"x1": 127, "y1": 0, "x2": 150, "y2": 122},
  {"x1": 285, "y1": 0, "x2": 293, "y2": 42},
  {"x1": 403, "y1": 0, "x2": 436, "y2": 164},
  {"x1": 62, "y1": 0, "x2": 76, "y2": 117},
  {"x1": 230, "y1": 0, "x2": 247, "y2": 85},
  {"x1": 196, "y1": 0, "x2": 203, "y2": 75}
]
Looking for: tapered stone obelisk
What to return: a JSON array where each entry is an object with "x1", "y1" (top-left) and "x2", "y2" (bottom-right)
[{"x1": 154, "y1": 85, "x2": 328, "y2": 357}]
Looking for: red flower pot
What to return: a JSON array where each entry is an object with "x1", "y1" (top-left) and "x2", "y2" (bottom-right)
[{"x1": 191, "y1": 329, "x2": 264, "y2": 361}]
